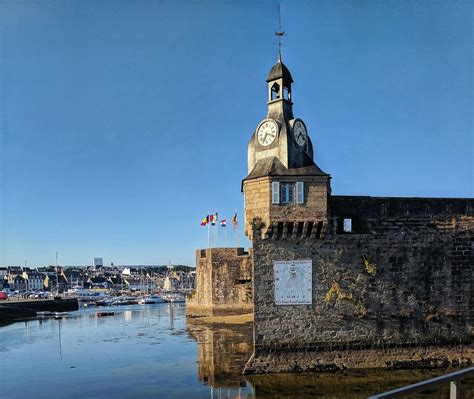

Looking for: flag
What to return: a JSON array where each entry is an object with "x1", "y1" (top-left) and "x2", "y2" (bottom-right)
[
  {"x1": 232, "y1": 212, "x2": 238, "y2": 229},
  {"x1": 61, "y1": 269, "x2": 68, "y2": 284},
  {"x1": 220, "y1": 219, "x2": 227, "y2": 227},
  {"x1": 210, "y1": 214, "x2": 215, "y2": 225},
  {"x1": 200, "y1": 215, "x2": 209, "y2": 226}
]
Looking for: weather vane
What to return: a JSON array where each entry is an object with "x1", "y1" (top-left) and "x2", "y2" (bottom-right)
[{"x1": 274, "y1": 2, "x2": 286, "y2": 61}]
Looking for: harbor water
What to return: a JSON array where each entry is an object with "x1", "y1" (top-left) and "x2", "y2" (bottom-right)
[{"x1": 1, "y1": 303, "x2": 473, "y2": 398}]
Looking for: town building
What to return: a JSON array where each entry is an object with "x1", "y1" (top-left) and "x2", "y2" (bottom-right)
[
  {"x1": 11, "y1": 275, "x2": 27, "y2": 292},
  {"x1": 26, "y1": 272, "x2": 46, "y2": 291},
  {"x1": 93, "y1": 257, "x2": 104, "y2": 270}
]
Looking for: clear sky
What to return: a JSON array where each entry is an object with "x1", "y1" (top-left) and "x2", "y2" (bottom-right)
[{"x1": 1, "y1": 0, "x2": 472, "y2": 267}]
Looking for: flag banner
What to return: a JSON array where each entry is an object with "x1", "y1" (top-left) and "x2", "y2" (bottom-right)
[
  {"x1": 220, "y1": 219, "x2": 227, "y2": 227},
  {"x1": 200, "y1": 215, "x2": 209, "y2": 226},
  {"x1": 215, "y1": 212, "x2": 219, "y2": 222},
  {"x1": 210, "y1": 214, "x2": 216, "y2": 225},
  {"x1": 232, "y1": 212, "x2": 238, "y2": 228}
]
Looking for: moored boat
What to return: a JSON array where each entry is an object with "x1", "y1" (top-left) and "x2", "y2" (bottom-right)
[
  {"x1": 36, "y1": 311, "x2": 53, "y2": 316},
  {"x1": 162, "y1": 293, "x2": 185, "y2": 303},
  {"x1": 97, "y1": 311, "x2": 115, "y2": 317},
  {"x1": 144, "y1": 294, "x2": 165, "y2": 304}
]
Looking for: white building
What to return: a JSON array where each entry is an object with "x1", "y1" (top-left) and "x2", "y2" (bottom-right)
[
  {"x1": 26, "y1": 272, "x2": 45, "y2": 291},
  {"x1": 93, "y1": 258, "x2": 104, "y2": 269}
]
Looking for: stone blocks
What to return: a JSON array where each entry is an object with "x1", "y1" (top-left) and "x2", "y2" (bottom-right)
[
  {"x1": 245, "y1": 196, "x2": 474, "y2": 373},
  {"x1": 186, "y1": 247, "x2": 253, "y2": 317}
]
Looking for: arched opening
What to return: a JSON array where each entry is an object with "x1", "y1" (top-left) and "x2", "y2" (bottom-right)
[
  {"x1": 283, "y1": 86, "x2": 291, "y2": 100},
  {"x1": 271, "y1": 83, "x2": 280, "y2": 101}
]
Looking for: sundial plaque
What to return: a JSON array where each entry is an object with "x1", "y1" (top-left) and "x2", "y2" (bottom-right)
[{"x1": 274, "y1": 260, "x2": 312, "y2": 305}]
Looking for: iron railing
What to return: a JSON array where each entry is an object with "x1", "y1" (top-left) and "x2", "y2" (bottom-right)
[{"x1": 368, "y1": 367, "x2": 474, "y2": 399}]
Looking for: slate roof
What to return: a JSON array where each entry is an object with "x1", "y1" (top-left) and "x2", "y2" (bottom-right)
[
  {"x1": 267, "y1": 61, "x2": 293, "y2": 83},
  {"x1": 243, "y1": 156, "x2": 329, "y2": 182}
]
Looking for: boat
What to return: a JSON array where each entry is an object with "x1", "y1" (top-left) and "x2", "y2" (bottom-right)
[
  {"x1": 97, "y1": 311, "x2": 115, "y2": 317},
  {"x1": 144, "y1": 294, "x2": 165, "y2": 304},
  {"x1": 70, "y1": 289, "x2": 109, "y2": 301},
  {"x1": 108, "y1": 296, "x2": 137, "y2": 306},
  {"x1": 162, "y1": 293, "x2": 185, "y2": 303},
  {"x1": 36, "y1": 311, "x2": 53, "y2": 316}
]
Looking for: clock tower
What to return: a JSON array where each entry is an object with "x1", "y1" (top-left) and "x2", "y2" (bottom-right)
[{"x1": 243, "y1": 54, "x2": 331, "y2": 239}]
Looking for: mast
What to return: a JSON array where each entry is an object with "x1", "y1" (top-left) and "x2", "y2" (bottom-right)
[{"x1": 55, "y1": 251, "x2": 59, "y2": 296}]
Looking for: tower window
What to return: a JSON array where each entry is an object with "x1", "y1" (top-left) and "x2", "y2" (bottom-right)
[
  {"x1": 271, "y1": 83, "x2": 280, "y2": 101},
  {"x1": 343, "y1": 218, "x2": 352, "y2": 233},
  {"x1": 281, "y1": 183, "x2": 294, "y2": 204},
  {"x1": 283, "y1": 86, "x2": 290, "y2": 100}
]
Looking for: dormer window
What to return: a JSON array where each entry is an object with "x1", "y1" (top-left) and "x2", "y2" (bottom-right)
[{"x1": 271, "y1": 83, "x2": 280, "y2": 101}]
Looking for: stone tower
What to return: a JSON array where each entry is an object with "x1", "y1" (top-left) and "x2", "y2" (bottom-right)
[{"x1": 242, "y1": 55, "x2": 331, "y2": 239}]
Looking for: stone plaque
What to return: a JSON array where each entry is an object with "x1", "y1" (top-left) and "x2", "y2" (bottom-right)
[{"x1": 274, "y1": 260, "x2": 312, "y2": 305}]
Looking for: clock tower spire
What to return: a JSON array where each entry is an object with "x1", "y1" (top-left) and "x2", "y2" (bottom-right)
[{"x1": 242, "y1": 35, "x2": 331, "y2": 239}]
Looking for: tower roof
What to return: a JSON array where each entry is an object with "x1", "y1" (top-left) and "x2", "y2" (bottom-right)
[
  {"x1": 266, "y1": 60, "x2": 293, "y2": 83},
  {"x1": 243, "y1": 156, "x2": 329, "y2": 183}
]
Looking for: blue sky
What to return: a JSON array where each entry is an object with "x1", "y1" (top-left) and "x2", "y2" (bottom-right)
[{"x1": 1, "y1": 0, "x2": 472, "y2": 267}]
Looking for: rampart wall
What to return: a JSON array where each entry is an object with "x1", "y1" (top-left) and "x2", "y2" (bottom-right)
[
  {"x1": 186, "y1": 248, "x2": 253, "y2": 317},
  {"x1": 245, "y1": 196, "x2": 474, "y2": 373}
]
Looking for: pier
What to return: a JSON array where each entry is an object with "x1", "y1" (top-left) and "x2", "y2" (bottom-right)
[{"x1": 0, "y1": 298, "x2": 79, "y2": 323}]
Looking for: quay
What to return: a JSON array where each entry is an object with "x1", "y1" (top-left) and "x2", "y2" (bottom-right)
[{"x1": 0, "y1": 298, "x2": 79, "y2": 323}]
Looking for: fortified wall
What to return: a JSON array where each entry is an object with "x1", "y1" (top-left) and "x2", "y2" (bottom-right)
[
  {"x1": 189, "y1": 54, "x2": 473, "y2": 374},
  {"x1": 244, "y1": 196, "x2": 473, "y2": 373},
  {"x1": 186, "y1": 247, "x2": 253, "y2": 317}
]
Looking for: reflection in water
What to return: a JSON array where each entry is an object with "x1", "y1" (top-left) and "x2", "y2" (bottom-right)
[
  {"x1": 2, "y1": 305, "x2": 474, "y2": 399},
  {"x1": 248, "y1": 370, "x2": 474, "y2": 399},
  {"x1": 186, "y1": 318, "x2": 474, "y2": 399},
  {"x1": 187, "y1": 320, "x2": 253, "y2": 389},
  {"x1": 58, "y1": 319, "x2": 63, "y2": 360},
  {"x1": 169, "y1": 304, "x2": 174, "y2": 330},
  {"x1": 123, "y1": 310, "x2": 132, "y2": 322}
]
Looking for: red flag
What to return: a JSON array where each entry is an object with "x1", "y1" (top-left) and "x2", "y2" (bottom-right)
[{"x1": 232, "y1": 212, "x2": 238, "y2": 229}]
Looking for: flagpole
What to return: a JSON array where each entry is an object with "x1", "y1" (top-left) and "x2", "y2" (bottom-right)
[
  {"x1": 224, "y1": 218, "x2": 227, "y2": 247},
  {"x1": 214, "y1": 213, "x2": 219, "y2": 248},
  {"x1": 233, "y1": 210, "x2": 238, "y2": 248},
  {"x1": 207, "y1": 214, "x2": 210, "y2": 248}
]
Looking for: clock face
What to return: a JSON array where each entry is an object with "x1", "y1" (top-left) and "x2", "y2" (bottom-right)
[
  {"x1": 257, "y1": 119, "x2": 278, "y2": 146},
  {"x1": 274, "y1": 260, "x2": 312, "y2": 305},
  {"x1": 293, "y1": 120, "x2": 307, "y2": 146}
]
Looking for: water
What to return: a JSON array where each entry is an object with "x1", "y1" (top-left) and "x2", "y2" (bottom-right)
[{"x1": 1, "y1": 304, "x2": 473, "y2": 398}]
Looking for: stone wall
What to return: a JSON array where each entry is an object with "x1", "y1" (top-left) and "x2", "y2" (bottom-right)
[
  {"x1": 245, "y1": 196, "x2": 474, "y2": 373},
  {"x1": 243, "y1": 178, "x2": 271, "y2": 238},
  {"x1": 243, "y1": 175, "x2": 329, "y2": 239},
  {"x1": 186, "y1": 248, "x2": 253, "y2": 317}
]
